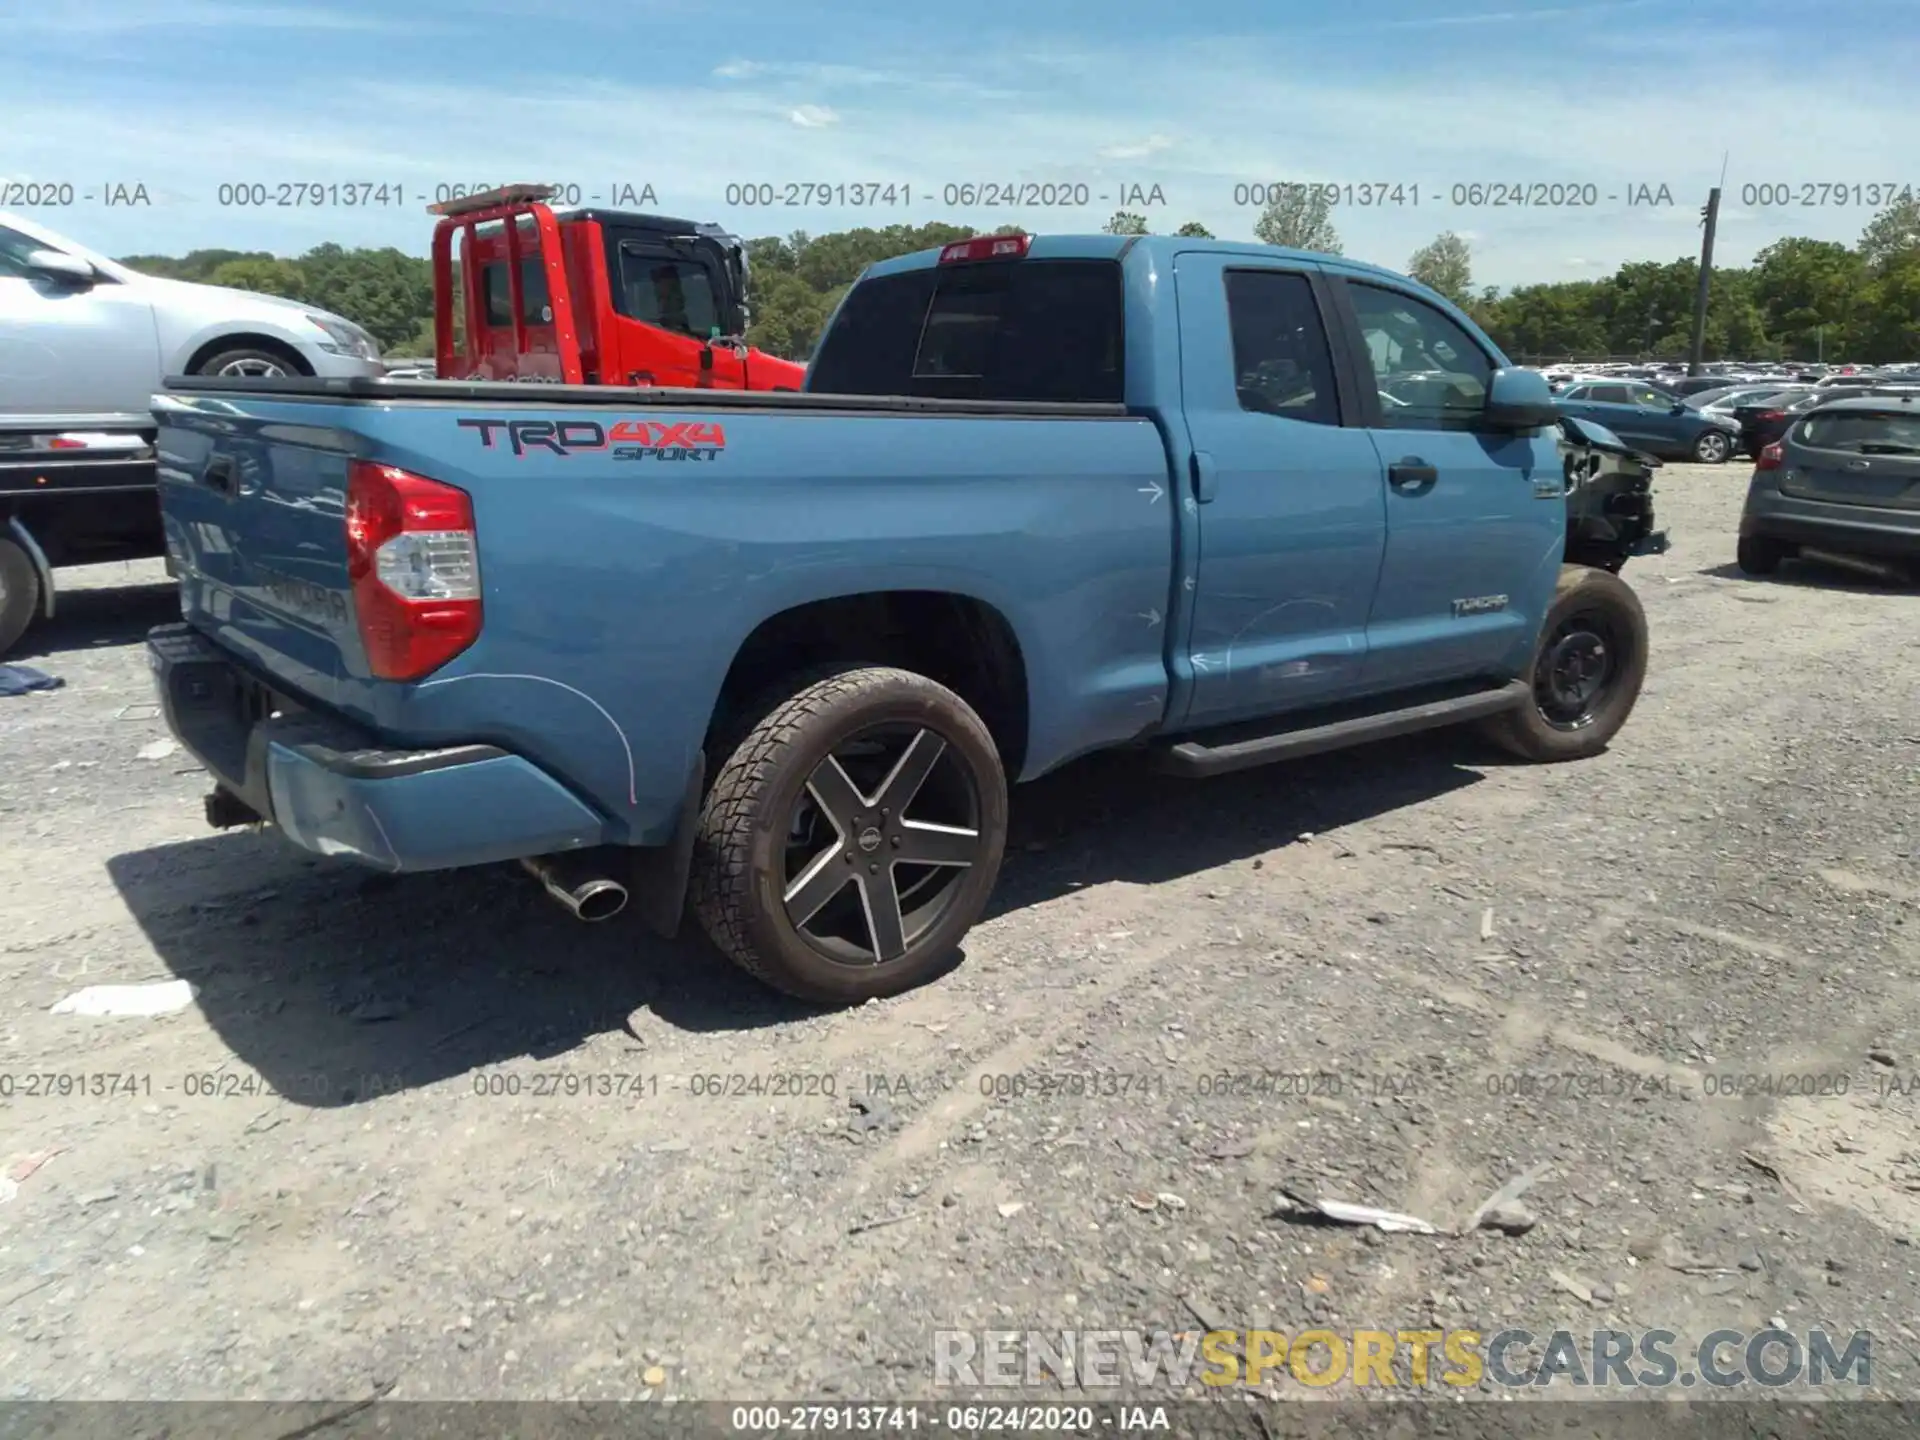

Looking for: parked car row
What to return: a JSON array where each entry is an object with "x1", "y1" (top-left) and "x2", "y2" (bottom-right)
[
  {"x1": 1551, "y1": 378, "x2": 1743, "y2": 462},
  {"x1": 1537, "y1": 359, "x2": 1920, "y2": 397}
]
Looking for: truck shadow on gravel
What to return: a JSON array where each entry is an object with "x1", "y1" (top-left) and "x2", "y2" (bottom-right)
[
  {"x1": 105, "y1": 733, "x2": 1489, "y2": 1108},
  {"x1": 17, "y1": 581, "x2": 180, "y2": 660}
]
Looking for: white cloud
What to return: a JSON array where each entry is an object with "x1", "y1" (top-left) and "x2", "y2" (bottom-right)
[
  {"x1": 713, "y1": 60, "x2": 762, "y2": 79},
  {"x1": 789, "y1": 105, "x2": 839, "y2": 129},
  {"x1": 1099, "y1": 135, "x2": 1175, "y2": 161}
]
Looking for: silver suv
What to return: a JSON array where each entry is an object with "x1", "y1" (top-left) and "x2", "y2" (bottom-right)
[{"x1": 0, "y1": 212, "x2": 384, "y2": 425}]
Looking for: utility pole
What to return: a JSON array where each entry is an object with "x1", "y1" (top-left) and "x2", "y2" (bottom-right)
[{"x1": 1687, "y1": 186, "x2": 1721, "y2": 376}]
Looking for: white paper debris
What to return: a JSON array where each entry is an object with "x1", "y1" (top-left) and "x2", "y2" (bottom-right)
[
  {"x1": 51, "y1": 980, "x2": 197, "y2": 1017},
  {"x1": 136, "y1": 739, "x2": 178, "y2": 761},
  {"x1": 1304, "y1": 1197, "x2": 1438, "y2": 1234}
]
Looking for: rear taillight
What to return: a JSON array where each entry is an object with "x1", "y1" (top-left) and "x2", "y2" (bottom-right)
[
  {"x1": 344, "y1": 459, "x2": 481, "y2": 680},
  {"x1": 938, "y1": 234, "x2": 1030, "y2": 263},
  {"x1": 1756, "y1": 443, "x2": 1783, "y2": 470},
  {"x1": 1758, "y1": 410, "x2": 1784, "y2": 422}
]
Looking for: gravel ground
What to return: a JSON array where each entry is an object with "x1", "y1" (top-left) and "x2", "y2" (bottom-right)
[{"x1": 2, "y1": 463, "x2": 1917, "y2": 1412}]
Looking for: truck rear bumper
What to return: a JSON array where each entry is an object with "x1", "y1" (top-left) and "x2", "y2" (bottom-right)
[{"x1": 146, "y1": 623, "x2": 612, "y2": 871}]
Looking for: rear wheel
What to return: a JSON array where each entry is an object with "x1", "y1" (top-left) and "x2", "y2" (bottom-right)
[
  {"x1": 1736, "y1": 535, "x2": 1787, "y2": 575},
  {"x1": 1477, "y1": 565, "x2": 1648, "y2": 763},
  {"x1": 0, "y1": 536, "x2": 42, "y2": 656},
  {"x1": 1692, "y1": 429, "x2": 1732, "y2": 464},
  {"x1": 690, "y1": 666, "x2": 1009, "y2": 1005}
]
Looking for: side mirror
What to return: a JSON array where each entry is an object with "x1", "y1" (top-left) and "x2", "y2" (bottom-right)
[
  {"x1": 24, "y1": 249, "x2": 96, "y2": 286},
  {"x1": 1483, "y1": 367, "x2": 1558, "y2": 431},
  {"x1": 1669, "y1": 401, "x2": 1686, "y2": 414}
]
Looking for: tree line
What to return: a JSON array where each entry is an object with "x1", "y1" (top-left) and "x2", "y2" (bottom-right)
[{"x1": 119, "y1": 192, "x2": 1920, "y2": 365}]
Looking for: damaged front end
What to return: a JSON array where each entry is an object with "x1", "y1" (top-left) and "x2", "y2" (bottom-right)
[{"x1": 1558, "y1": 415, "x2": 1670, "y2": 572}]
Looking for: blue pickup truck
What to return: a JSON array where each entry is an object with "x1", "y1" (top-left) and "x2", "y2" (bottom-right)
[{"x1": 145, "y1": 232, "x2": 1658, "y2": 1004}]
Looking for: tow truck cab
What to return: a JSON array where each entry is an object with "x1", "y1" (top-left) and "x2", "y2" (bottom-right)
[{"x1": 429, "y1": 184, "x2": 805, "y2": 391}]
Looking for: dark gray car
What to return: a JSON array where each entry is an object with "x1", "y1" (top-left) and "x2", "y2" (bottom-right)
[{"x1": 1737, "y1": 394, "x2": 1920, "y2": 577}]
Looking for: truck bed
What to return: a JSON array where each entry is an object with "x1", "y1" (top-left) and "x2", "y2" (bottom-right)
[{"x1": 150, "y1": 379, "x2": 1177, "y2": 855}]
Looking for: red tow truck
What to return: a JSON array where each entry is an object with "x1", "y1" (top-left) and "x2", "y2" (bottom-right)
[{"x1": 428, "y1": 183, "x2": 806, "y2": 390}]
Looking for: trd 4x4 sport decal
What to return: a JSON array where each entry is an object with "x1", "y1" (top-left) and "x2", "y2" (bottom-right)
[{"x1": 456, "y1": 418, "x2": 726, "y2": 460}]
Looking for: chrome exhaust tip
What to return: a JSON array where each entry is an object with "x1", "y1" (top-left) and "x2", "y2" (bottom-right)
[{"x1": 520, "y1": 853, "x2": 629, "y2": 922}]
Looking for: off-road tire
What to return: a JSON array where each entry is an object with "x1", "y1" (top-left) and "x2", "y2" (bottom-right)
[
  {"x1": 690, "y1": 665, "x2": 1009, "y2": 1005},
  {"x1": 0, "y1": 536, "x2": 42, "y2": 657},
  {"x1": 1736, "y1": 535, "x2": 1787, "y2": 576},
  {"x1": 1477, "y1": 564, "x2": 1648, "y2": 763}
]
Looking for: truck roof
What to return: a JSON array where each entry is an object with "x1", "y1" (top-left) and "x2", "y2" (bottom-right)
[
  {"x1": 546, "y1": 206, "x2": 722, "y2": 235},
  {"x1": 859, "y1": 233, "x2": 1423, "y2": 287}
]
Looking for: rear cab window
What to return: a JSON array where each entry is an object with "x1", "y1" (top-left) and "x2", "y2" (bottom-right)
[
  {"x1": 480, "y1": 259, "x2": 550, "y2": 326},
  {"x1": 807, "y1": 259, "x2": 1124, "y2": 401},
  {"x1": 472, "y1": 217, "x2": 552, "y2": 327}
]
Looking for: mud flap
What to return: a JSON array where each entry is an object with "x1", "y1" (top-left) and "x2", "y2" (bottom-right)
[{"x1": 630, "y1": 751, "x2": 705, "y2": 938}]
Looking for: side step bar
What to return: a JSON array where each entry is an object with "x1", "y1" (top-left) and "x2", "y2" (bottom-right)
[{"x1": 1154, "y1": 680, "x2": 1530, "y2": 779}]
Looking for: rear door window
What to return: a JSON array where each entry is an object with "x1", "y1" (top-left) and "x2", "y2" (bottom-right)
[
  {"x1": 808, "y1": 259, "x2": 1124, "y2": 401},
  {"x1": 1223, "y1": 269, "x2": 1340, "y2": 425}
]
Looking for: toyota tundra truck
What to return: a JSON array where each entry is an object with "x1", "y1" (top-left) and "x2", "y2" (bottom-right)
[{"x1": 144, "y1": 231, "x2": 1660, "y2": 1005}]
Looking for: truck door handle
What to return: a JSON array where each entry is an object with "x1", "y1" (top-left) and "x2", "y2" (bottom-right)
[
  {"x1": 203, "y1": 455, "x2": 236, "y2": 496},
  {"x1": 1190, "y1": 450, "x2": 1217, "y2": 504},
  {"x1": 1388, "y1": 460, "x2": 1437, "y2": 491}
]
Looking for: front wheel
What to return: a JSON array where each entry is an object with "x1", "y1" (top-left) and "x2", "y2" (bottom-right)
[
  {"x1": 690, "y1": 666, "x2": 1009, "y2": 1004},
  {"x1": 1692, "y1": 429, "x2": 1732, "y2": 464},
  {"x1": 1477, "y1": 565, "x2": 1649, "y2": 763}
]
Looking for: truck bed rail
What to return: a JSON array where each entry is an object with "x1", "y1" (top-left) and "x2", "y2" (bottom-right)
[{"x1": 159, "y1": 373, "x2": 1133, "y2": 417}]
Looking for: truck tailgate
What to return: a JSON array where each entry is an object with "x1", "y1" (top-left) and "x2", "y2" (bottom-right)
[{"x1": 156, "y1": 393, "x2": 407, "y2": 719}]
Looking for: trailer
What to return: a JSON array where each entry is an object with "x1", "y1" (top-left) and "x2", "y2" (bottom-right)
[{"x1": 0, "y1": 418, "x2": 163, "y2": 656}]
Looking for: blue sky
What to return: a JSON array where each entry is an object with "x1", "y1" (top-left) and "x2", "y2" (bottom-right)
[{"x1": 3, "y1": 0, "x2": 1917, "y2": 287}]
